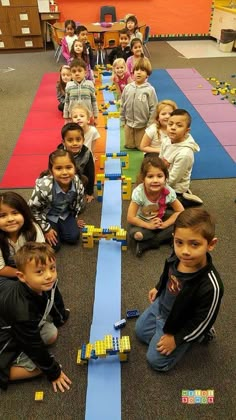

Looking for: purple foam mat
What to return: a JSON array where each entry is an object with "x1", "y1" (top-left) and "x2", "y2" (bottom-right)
[
  {"x1": 173, "y1": 77, "x2": 213, "y2": 91},
  {"x1": 194, "y1": 104, "x2": 236, "y2": 122},
  {"x1": 224, "y1": 145, "x2": 236, "y2": 160},
  {"x1": 166, "y1": 68, "x2": 201, "y2": 79},
  {"x1": 184, "y1": 90, "x2": 228, "y2": 105},
  {"x1": 208, "y1": 122, "x2": 236, "y2": 145}
]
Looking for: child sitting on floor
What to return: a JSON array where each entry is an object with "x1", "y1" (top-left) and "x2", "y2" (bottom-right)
[
  {"x1": 0, "y1": 191, "x2": 45, "y2": 281},
  {"x1": 127, "y1": 154, "x2": 184, "y2": 257},
  {"x1": 58, "y1": 123, "x2": 95, "y2": 203},
  {"x1": 135, "y1": 208, "x2": 224, "y2": 372},
  {"x1": 56, "y1": 65, "x2": 72, "y2": 112},
  {"x1": 0, "y1": 242, "x2": 71, "y2": 391},
  {"x1": 71, "y1": 103, "x2": 100, "y2": 157},
  {"x1": 160, "y1": 109, "x2": 203, "y2": 207},
  {"x1": 29, "y1": 149, "x2": 85, "y2": 252},
  {"x1": 140, "y1": 99, "x2": 177, "y2": 155}
]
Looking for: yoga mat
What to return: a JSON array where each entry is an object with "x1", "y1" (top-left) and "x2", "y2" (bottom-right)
[
  {"x1": 0, "y1": 73, "x2": 107, "y2": 188},
  {"x1": 149, "y1": 69, "x2": 236, "y2": 177}
]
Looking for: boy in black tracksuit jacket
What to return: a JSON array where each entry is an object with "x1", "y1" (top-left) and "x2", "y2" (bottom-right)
[
  {"x1": 135, "y1": 208, "x2": 224, "y2": 372},
  {"x1": 0, "y1": 242, "x2": 71, "y2": 391},
  {"x1": 59, "y1": 123, "x2": 95, "y2": 202},
  {"x1": 108, "y1": 28, "x2": 132, "y2": 65}
]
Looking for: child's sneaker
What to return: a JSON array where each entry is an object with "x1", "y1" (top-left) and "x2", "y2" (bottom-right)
[
  {"x1": 200, "y1": 327, "x2": 217, "y2": 344},
  {"x1": 183, "y1": 189, "x2": 203, "y2": 204}
]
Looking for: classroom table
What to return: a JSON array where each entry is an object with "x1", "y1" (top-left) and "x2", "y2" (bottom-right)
[{"x1": 53, "y1": 21, "x2": 145, "y2": 34}]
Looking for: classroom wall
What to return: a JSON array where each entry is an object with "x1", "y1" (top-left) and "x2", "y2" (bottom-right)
[{"x1": 56, "y1": 0, "x2": 213, "y2": 36}]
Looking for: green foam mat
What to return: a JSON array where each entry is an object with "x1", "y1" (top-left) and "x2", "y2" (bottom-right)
[{"x1": 120, "y1": 127, "x2": 144, "y2": 182}]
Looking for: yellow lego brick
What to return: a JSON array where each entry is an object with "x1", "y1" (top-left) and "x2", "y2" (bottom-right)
[
  {"x1": 104, "y1": 335, "x2": 113, "y2": 351},
  {"x1": 85, "y1": 343, "x2": 94, "y2": 359},
  {"x1": 119, "y1": 336, "x2": 131, "y2": 353},
  {"x1": 95, "y1": 340, "x2": 107, "y2": 357},
  {"x1": 121, "y1": 245, "x2": 128, "y2": 251},
  {"x1": 77, "y1": 349, "x2": 88, "y2": 365},
  {"x1": 119, "y1": 353, "x2": 128, "y2": 362},
  {"x1": 35, "y1": 391, "x2": 44, "y2": 402}
]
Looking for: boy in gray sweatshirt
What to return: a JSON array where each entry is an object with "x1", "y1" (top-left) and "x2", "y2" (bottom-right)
[{"x1": 120, "y1": 57, "x2": 158, "y2": 149}]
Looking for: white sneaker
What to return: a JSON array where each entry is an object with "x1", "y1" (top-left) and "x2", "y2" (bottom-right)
[{"x1": 183, "y1": 190, "x2": 203, "y2": 204}]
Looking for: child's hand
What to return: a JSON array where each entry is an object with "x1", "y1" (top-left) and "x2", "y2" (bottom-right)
[
  {"x1": 157, "y1": 334, "x2": 176, "y2": 356},
  {"x1": 77, "y1": 219, "x2": 85, "y2": 228},
  {"x1": 148, "y1": 218, "x2": 162, "y2": 230},
  {"x1": 45, "y1": 229, "x2": 58, "y2": 247},
  {"x1": 52, "y1": 371, "x2": 72, "y2": 393},
  {"x1": 86, "y1": 194, "x2": 94, "y2": 203},
  {"x1": 148, "y1": 287, "x2": 158, "y2": 303}
]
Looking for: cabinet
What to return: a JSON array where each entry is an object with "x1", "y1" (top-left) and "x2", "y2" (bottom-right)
[
  {"x1": 0, "y1": 0, "x2": 43, "y2": 50},
  {"x1": 210, "y1": 8, "x2": 236, "y2": 40}
]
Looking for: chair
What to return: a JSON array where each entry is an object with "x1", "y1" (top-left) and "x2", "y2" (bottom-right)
[
  {"x1": 100, "y1": 6, "x2": 117, "y2": 23},
  {"x1": 143, "y1": 25, "x2": 151, "y2": 58},
  {"x1": 103, "y1": 31, "x2": 119, "y2": 49},
  {"x1": 48, "y1": 23, "x2": 64, "y2": 62}
]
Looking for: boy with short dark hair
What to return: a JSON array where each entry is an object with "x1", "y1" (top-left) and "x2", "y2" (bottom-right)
[
  {"x1": 135, "y1": 208, "x2": 224, "y2": 372},
  {"x1": 108, "y1": 28, "x2": 132, "y2": 64},
  {"x1": 58, "y1": 122, "x2": 95, "y2": 202},
  {"x1": 160, "y1": 108, "x2": 203, "y2": 206},
  {"x1": 0, "y1": 242, "x2": 71, "y2": 391},
  {"x1": 63, "y1": 58, "x2": 98, "y2": 125},
  {"x1": 120, "y1": 57, "x2": 158, "y2": 149}
]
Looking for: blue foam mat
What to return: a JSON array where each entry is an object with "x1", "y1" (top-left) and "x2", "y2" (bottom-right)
[{"x1": 149, "y1": 70, "x2": 236, "y2": 179}]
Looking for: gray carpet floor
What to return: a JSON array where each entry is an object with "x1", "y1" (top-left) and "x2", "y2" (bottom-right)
[{"x1": 0, "y1": 41, "x2": 235, "y2": 420}]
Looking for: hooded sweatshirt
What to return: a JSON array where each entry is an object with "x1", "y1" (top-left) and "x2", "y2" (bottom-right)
[
  {"x1": 159, "y1": 134, "x2": 200, "y2": 193},
  {"x1": 120, "y1": 81, "x2": 158, "y2": 128}
]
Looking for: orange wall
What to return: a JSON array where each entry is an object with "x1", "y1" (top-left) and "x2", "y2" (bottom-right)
[{"x1": 56, "y1": 0, "x2": 213, "y2": 36}]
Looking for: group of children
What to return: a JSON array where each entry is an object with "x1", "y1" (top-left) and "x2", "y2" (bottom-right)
[{"x1": 0, "y1": 13, "x2": 224, "y2": 394}]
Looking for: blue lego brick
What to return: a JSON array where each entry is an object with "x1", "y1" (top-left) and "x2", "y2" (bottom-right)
[
  {"x1": 90, "y1": 349, "x2": 98, "y2": 360},
  {"x1": 121, "y1": 162, "x2": 125, "y2": 167},
  {"x1": 102, "y1": 71, "x2": 112, "y2": 76},
  {"x1": 117, "y1": 152, "x2": 126, "y2": 157},
  {"x1": 103, "y1": 111, "x2": 108, "y2": 115},
  {"x1": 81, "y1": 227, "x2": 88, "y2": 233},
  {"x1": 81, "y1": 344, "x2": 87, "y2": 360},
  {"x1": 126, "y1": 309, "x2": 140, "y2": 319},
  {"x1": 114, "y1": 318, "x2": 126, "y2": 330}
]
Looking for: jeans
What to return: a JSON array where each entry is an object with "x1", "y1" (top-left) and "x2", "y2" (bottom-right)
[
  {"x1": 49, "y1": 214, "x2": 80, "y2": 252},
  {"x1": 135, "y1": 299, "x2": 191, "y2": 371}
]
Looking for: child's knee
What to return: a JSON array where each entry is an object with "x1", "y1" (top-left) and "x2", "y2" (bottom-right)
[
  {"x1": 134, "y1": 231, "x2": 143, "y2": 241},
  {"x1": 46, "y1": 330, "x2": 58, "y2": 345},
  {"x1": 146, "y1": 349, "x2": 171, "y2": 372}
]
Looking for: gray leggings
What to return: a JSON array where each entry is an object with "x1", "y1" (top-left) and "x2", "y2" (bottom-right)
[{"x1": 128, "y1": 224, "x2": 173, "y2": 250}]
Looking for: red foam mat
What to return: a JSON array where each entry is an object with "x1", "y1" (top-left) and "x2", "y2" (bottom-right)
[{"x1": 0, "y1": 72, "x2": 107, "y2": 189}]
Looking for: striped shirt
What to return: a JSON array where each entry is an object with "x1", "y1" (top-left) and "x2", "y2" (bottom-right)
[{"x1": 63, "y1": 79, "x2": 98, "y2": 119}]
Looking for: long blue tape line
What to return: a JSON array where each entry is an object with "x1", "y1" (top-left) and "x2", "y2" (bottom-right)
[{"x1": 85, "y1": 73, "x2": 122, "y2": 420}]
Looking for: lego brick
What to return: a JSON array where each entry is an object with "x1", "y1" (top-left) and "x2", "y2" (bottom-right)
[
  {"x1": 114, "y1": 318, "x2": 126, "y2": 330},
  {"x1": 126, "y1": 309, "x2": 140, "y2": 319},
  {"x1": 35, "y1": 391, "x2": 44, "y2": 401}
]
